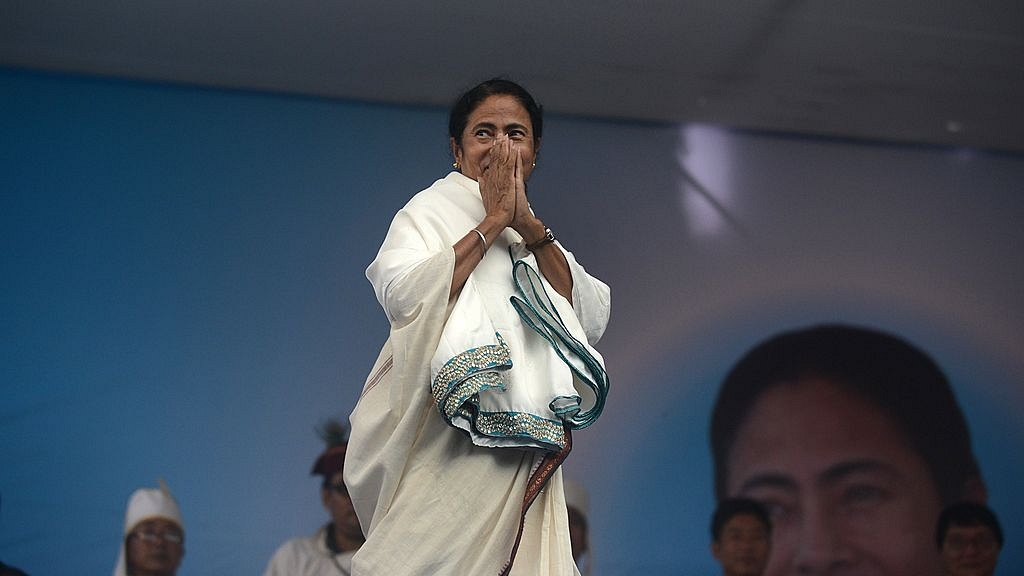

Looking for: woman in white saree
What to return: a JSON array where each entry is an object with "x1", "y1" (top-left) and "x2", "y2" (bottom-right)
[{"x1": 345, "y1": 78, "x2": 611, "y2": 576}]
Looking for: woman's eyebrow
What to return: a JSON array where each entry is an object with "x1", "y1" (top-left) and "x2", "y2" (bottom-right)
[
  {"x1": 471, "y1": 121, "x2": 528, "y2": 131},
  {"x1": 819, "y1": 458, "x2": 901, "y2": 486},
  {"x1": 737, "y1": 472, "x2": 799, "y2": 494}
]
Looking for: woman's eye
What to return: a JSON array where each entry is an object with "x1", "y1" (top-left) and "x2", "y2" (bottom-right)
[
  {"x1": 474, "y1": 129, "x2": 493, "y2": 139},
  {"x1": 508, "y1": 130, "x2": 527, "y2": 140},
  {"x1": 743, "y1": 495, "x2": 793, "y2": 525}
]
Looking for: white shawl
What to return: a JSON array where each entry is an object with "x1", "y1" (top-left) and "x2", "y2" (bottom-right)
[{"x1": 346, "y1": 171, "x2": 610, "y2": 575}]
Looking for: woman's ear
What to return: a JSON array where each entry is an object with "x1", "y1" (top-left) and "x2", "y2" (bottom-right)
[{"x1": 450, "y1": 137, "x2": 462, "y2": 167}]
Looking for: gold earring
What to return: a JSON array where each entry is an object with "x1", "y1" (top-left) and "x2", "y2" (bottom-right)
[{"x1": 453, "y1": 161, "x2": 460, "y2": 169}]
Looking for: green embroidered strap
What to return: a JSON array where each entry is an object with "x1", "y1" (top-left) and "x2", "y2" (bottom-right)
[{"x1": 508, "y1": 257, "x2": 609, "y2": 429}]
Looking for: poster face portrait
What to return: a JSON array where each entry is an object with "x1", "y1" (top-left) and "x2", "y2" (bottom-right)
[{"x1": 711, "y1": 324, "x2": 986, "y2": 576}]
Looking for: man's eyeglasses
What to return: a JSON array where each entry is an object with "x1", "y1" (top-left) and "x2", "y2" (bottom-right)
[
  {"x1": 131, "y1": 530, "x2": 184, "y2": 544},
  {"x1": 945, "y1": 534, "x2": 998, "y2": 554}
]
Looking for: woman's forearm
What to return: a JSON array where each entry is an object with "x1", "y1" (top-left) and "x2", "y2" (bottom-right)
[{"x1": 449, "y1": 216, "x2": 506, "y2": 300}]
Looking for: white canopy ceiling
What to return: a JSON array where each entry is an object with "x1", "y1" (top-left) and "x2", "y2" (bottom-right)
[{"x1": 3, "y1": 1, "x2": 1022, "y2": 153}]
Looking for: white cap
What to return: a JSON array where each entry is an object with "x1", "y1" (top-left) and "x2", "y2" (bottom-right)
[
  {"x1": 113, "y1": 479, "x2": 183, "y2": 576},
  {"x1": 123, "y1": 479, "x2": 183, "y2": 533}
]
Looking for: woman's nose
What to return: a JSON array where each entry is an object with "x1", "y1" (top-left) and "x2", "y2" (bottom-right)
[{"x1": 793, "y1": 505, "x2": 854, "y2": 575}]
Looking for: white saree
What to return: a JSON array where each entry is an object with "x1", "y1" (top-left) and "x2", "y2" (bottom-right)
[{"x1": 345, "y1": 172, "x2": 610, "y2": 575}]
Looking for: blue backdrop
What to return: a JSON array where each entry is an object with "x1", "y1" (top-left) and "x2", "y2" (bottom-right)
[{"x1": 2, "y1": 68, "x2": 1021, "y2": 575}]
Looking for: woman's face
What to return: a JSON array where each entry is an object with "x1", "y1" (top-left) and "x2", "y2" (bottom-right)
[
  {"x1": 724, "y1": 377, "x2": 946, "y2": 576},
  {"x1": 450, "y1": 94, "x2": 539, "y2": 182}
]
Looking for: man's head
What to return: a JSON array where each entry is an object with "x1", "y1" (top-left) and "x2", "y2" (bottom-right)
[
  {"x1": 116, "y1": 480, "x2": 185, "y2": 576},
  {"x1": 937, "y1": 502, "x2": 1002, "y2": 576},
  {"x1": 312, "y1": 419, "x2": 363, "y2": 549},
  {"x1": 710, "y1": 324, "x2": 986, "y2": 576},
  {"x1": 563, "y1": 479, "x2": 591, "y2": 573},
  {"x1": 711, "y1": 498, "x2": 771, "y2": 576}
]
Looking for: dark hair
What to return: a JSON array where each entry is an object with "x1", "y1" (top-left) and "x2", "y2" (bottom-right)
[
  {"x1": 567, "y1": 505, "x2": 588, "y2": 531},
  {"x1": 936, "y1": 501, "x2": 1003, "y2": 549},
  {"x1": 448, "y1": 77, "x2": 543, "y2": 148},
  {"x1": 710, "y1": 324, "x2": 982, "y2": 506},
  {"x1": 711, "y1": 498, "x2": 771, "y2": 542}
]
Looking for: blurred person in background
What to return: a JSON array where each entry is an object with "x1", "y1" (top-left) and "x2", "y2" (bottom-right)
[
  {"x1": 564, "y1": 479, "x2": 592, "y2": 575},
  {"x1": 710, "y1": 498, "x2": 771, "y2": 576},
  {"x1": 937, "y1": 501, "x2": 1003, "y2": 576},
  {"x1": 263, "y1": 419, "x2": 364, "y2": 576},
  {"x1": 113, "y1": 480, "x2": 185, "y2": 576}
]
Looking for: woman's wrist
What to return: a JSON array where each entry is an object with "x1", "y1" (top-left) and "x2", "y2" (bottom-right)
[
  {"x1": 474, "y1": 217, "x2": 504, "y2": 248},
  {"x1": 525, "y1": 227, "x2": 556, "y2": 251},
  {"x1": 520, "y1": 219, "x2": 549, "y2": 247}
]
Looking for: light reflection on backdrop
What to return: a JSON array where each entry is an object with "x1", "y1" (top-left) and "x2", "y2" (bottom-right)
[{"x1": 676, "y1": 124, "x2": 738, "y2": 238}]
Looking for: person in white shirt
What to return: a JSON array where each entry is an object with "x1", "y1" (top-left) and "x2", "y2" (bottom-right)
[{"x1": 263, "y1": 420, "x2": 364, "y2": 576}]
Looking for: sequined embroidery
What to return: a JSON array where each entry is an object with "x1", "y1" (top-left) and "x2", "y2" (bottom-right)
[{"x1": 431, "y1": 333, "x2": 568, "y2": 450}]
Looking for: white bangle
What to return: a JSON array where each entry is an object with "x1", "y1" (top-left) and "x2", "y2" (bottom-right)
[{"x1": 471, "y1": 228, "x2": 488, "y2": 253}]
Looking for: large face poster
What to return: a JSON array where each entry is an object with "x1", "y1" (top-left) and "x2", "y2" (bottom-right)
[
  {"x1": 1, "y1": 71, "x2": 1021, "y2": 575},
  {"x1": 543, "y1": 123, "x2": 1023, "y2": 575}
]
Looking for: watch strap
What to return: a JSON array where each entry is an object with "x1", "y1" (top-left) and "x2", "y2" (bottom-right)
[{"x1": 525, "y1": 228, "x2": 555, "y2": 251}]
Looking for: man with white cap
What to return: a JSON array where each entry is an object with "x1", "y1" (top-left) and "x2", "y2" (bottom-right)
[
  {"x1": 263, "y1": 419, "x2": 364, "y2": 576},
  {"x1": 114, "y1": 479, "x2": 185, "y2": 576}
]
